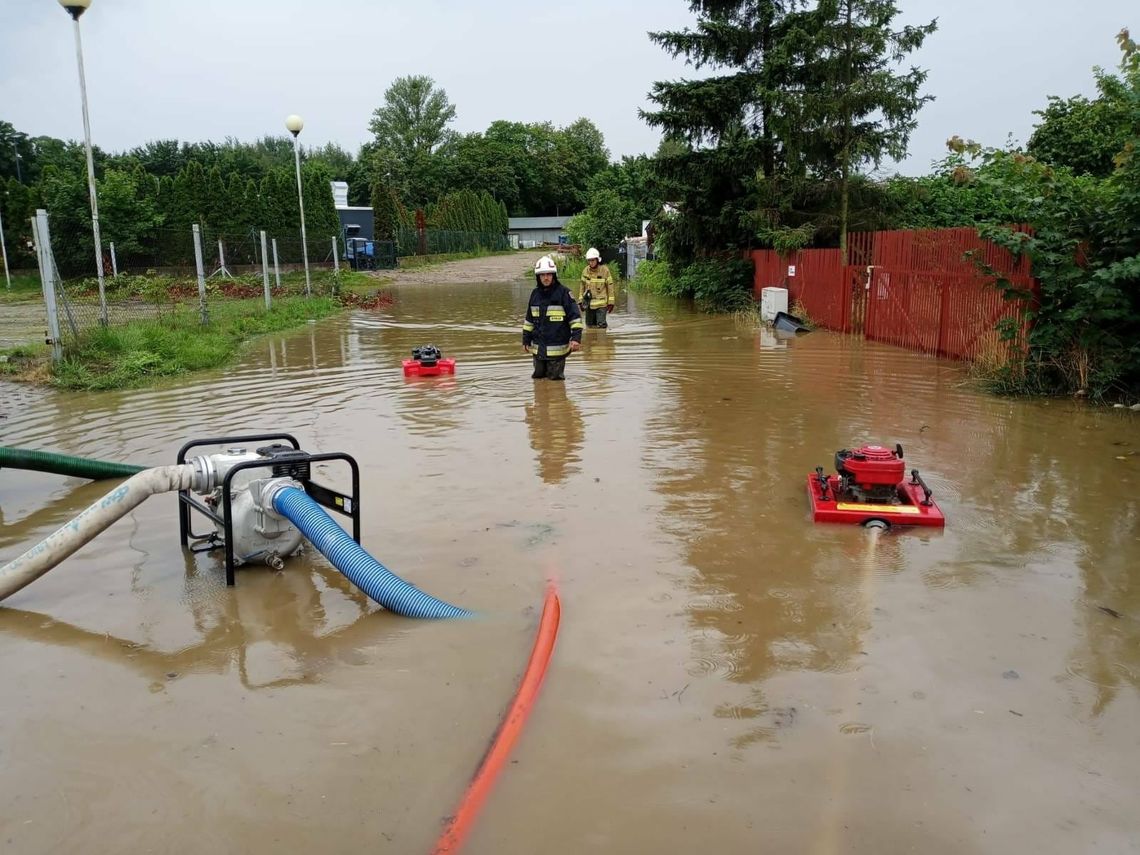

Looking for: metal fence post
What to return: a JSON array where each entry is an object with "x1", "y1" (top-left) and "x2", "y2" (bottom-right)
[
  {"x1": 272, "y1": 238, "x2": 281, "y2": 291},
  {"x1": 34, "y1": 210, "x2": 64, "y2": 362},
  {"x1": 192, "y1": 224, "x2": 208, "y2": 325},
  {"x1": 332, "y1": 236, "x2": 339, "y2": 274},
  {"x1": 0, "y1": 205, "x2": 11, "y2": 290},
  {"x1": 110, "y1": 241, "x2": 118, "y2": 277},
  {"x1": 260, "y1": 230, "x2": 272, "y2": 310}
]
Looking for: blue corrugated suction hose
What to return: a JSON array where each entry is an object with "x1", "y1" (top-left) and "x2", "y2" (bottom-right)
[{"x1": 272, "y1": 486, "x2": 469, "y2": 619}]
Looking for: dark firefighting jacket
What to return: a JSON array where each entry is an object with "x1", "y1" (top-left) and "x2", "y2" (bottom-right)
[{"x1": 522, "y1": 280, "x2": 584, "y2": 358}]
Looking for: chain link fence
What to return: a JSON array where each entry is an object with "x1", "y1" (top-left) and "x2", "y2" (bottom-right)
[
  {"x1": 22, "y1": 207, "x2": 512, "y2": 359},
  {"x1": 29, "y1": 208, "x2": 346, "y2": 355}
]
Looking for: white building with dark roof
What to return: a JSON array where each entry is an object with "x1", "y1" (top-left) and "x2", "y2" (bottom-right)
[{"x1": 507, "y1": 216, "x2": 572, "y2": 247}]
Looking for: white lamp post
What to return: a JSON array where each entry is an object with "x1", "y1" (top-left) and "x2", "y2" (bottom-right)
[
  {"x1": 58, "y1": 0, "x2": 107, "y2": 325},
  {"x1": 0, "y1": 194, "x2": 11, "y2": 290},
  {"x1": 285, "y1": 114, "x2": 311, "y2": 296}
]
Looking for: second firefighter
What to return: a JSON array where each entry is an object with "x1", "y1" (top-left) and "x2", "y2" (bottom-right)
[{"x1": 578, "y1": 247, "x2": 616, "y2": 328}]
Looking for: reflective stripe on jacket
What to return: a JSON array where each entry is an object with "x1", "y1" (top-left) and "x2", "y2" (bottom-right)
[
  {"x1": 579, "y1": 264, "x2": 615, "y2": 309},
  {"x1": 522, "y1": 284, "x2": 583, "y2": 358}
]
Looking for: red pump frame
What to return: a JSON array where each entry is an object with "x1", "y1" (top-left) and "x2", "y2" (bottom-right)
[
  {"x1": 402, "y1": 358, "x2": 456, "y2": 377},
  {"x1": 807, "y1": 474, "x2": 945, "y2": 527}
]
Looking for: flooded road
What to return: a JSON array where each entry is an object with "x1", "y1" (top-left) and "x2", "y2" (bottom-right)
[{"x1": 2, "y1": 274, "x2": 1139, "y2": 854}]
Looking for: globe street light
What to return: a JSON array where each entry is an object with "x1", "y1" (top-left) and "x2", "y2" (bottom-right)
[
  {"x1": 285, "y1": 114, "x2": 311, "y2": 296},
  {"x1": 58, "y1": 0, "x2": 107, "y2": 324}
]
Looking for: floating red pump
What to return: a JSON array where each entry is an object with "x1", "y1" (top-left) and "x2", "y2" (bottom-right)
[
  {"x1": 402, "y1": 358, "x2": 456, "y2": 377},
  {"x1": 402, "y1": 344, "x2": 456, "y2": 377},
  {"x1": 807, "y1": 443, "x2": 945, "y2": 528}
]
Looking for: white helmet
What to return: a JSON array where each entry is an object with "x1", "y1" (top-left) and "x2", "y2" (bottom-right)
[
  {"x1": 585, "y1": 247, "x2": 601, "y2": 261},
  {"x1": 534, "y1": 256, "x2": 557, "y2": 274}
]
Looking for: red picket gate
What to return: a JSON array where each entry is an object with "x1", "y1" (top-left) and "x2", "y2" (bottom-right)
[{"x1": 750, "y1": 227, "x2": 1036, "y2": 361}]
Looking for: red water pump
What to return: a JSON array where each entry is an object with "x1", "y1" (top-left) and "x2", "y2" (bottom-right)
[
  {"x1": 403, "y1": 344, "x2": 456, "y2": 377},
  {"x1": 807, "y1": 443, "x2": 945, "y2": 528}
]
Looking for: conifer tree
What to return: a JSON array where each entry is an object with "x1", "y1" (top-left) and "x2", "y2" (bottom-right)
[
  {"x1": 786, "y1": 0, "x2": 935, "y2": 258},
  {"x1": 642, "y1": 1, "x2": 804, "y2": 262}
]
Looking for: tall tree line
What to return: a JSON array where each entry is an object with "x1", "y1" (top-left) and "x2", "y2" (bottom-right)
[
  {"x1": 0, "y1": 123, "x2": 341, "y2": 273},
  {"x1": 642, "y1": 0, "x2": 936, "y2": 264}
]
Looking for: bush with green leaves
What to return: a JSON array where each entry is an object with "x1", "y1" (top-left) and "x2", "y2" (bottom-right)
[
  {"x1": 938, "y1": 33, "x2": 1140, "y2": 400},
  {"x1": 566, "y1": 189, "x2": 639, "y2": 251},
  {"x1": 631, "y1": 256, "x2": 753, "y2": 313}
]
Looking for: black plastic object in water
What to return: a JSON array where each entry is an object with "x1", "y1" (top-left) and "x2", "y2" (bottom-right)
[
  {"x1": 773, "y1": 311, "x2": 811, "y2": 333},
  {"x1": 412, "y1": 344, "x2": 442, "y2": 367}
]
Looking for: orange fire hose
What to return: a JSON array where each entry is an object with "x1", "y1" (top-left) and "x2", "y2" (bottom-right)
[{"x1": 431, "y1": 582, "x2": 562, "y2": 854}]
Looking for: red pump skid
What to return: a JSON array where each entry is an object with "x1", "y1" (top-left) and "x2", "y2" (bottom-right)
[
  {"x1": 807, "y1": 474, "x2": 945, "y2": 527},
  {"x1": 402, "y1": 359, "x2": 456, "y2": 377}
]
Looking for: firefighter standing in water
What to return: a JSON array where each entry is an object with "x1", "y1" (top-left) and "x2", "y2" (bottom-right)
[
  {"x1": 578, "y1": 247, "x2": 616, "y2": 328},
  {"x1": 523, "y1": 255, "x2": 583, "y2": 380}
]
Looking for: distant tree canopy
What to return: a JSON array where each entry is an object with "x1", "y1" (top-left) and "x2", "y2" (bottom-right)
[
  {"x1": 0, "y1": 125, "x2": 344, "y2": 273},
  {"x1": 1026, "y1": 69, "x2": 1133, "y2": 178},
  {"x1": 366, "y1": 114, "x2": 613, "y2": 217},
  {"x1": 0, "y1": 71, "x2": 626, "y2": 275},
  {"x1": 643, "y1": 0, "x2": 935, "y2": 265}
]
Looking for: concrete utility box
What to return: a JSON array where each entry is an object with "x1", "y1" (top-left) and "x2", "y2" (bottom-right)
[{"x1": 761, "y1": 286, "x2": 789, "y2": 322}]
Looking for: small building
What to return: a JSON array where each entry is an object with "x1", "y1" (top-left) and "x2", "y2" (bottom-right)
[
  {"x1": 331, "y1": 180, "x2": 375, "y2": 241},
  {"x1": 508, "y1": 216, "x2": 572, "y2": 247}
]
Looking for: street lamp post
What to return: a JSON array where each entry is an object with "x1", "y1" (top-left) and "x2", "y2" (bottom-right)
[
  {"x1": 285, "y1": 114, "x2": 311, "y2": 296},
  {"x1": 58, "y1": 0, "x2": 107, "y2": 325},
  {"x1": 0, "y1": 194, "x2": 11, "y2": 290}
]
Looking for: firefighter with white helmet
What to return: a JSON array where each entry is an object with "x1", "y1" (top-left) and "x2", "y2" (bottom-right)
[
  {"x1": 522, "y1": 255, "x2": 583, "y2": 380},
  {"x1": 578, "y1": 247, "x2": 616, "y2": 328}
]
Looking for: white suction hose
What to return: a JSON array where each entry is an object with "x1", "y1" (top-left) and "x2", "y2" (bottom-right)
[{"x1": 0, "y1": 464, "x2": 202, "y2": 602}]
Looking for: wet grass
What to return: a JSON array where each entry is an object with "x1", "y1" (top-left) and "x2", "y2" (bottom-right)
[
  {"x1": 627, "y1": 259, "x2": 671, "y2": 295},
  {"x1": 559, "y1": 257, "x2": 587, "y2": 283},
  {"x1": 0, "y1": 343, "x2": 53, "y2": 384},
  {"x1": 788, "y1": 299, "x2": 818, "y2": 330},
  {"x1": 0, "y1": 268, "x2": 403, "y2": 390},
  {"x1": 0, "y1": 273, "x2": 44, "y2": 301},
  {"x1": 4, "y1": 296, "x2": 342, "y2": 391}
]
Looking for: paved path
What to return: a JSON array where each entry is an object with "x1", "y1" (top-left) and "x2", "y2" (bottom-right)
[{"x1": 369, "y1": 251, "x2": 545, "y2": 286}]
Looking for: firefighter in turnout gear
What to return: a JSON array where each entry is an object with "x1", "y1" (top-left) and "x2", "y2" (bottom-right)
[
  {"x1": 578, "y1": 247, "x2": 615, "y2": 328},
  {"x1": 523, "y1": 255, "x2": 583, "y2": 380}
]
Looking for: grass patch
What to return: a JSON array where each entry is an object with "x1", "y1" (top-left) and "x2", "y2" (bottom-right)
[
  {"x1": 49, "y1": 295, "x2": 342, "y2": 391},
  {"x1": 788, "y1": 299, "x2": 818, "y2": 330},
  {"x1": 559, "y1": 257, "x2": 587, "y2": 284},
  {"x1": 628, "y1": 257, "x2": 754, "y2": 313},
  {"x1": 0, "y1": 273, "x2": 44, "y2": 302},
  {"x1": 0, "y1": 343, "x2": 52, "y2": 383},
  {"x1": 628, "y1": 259, "x2": 672, "y2": 295},
  {"x1": 64, "y1": 269, "x2": 361, "y2": 302}
]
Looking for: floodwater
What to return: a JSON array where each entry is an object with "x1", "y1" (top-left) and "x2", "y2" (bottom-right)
[{"x1": 1, "y1": 277, "x2": 1138, "y2": 854}]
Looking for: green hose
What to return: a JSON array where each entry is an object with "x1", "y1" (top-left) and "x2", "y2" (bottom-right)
[{"x1": 0, "y1": 446, "x2": 145, "y2": 481}]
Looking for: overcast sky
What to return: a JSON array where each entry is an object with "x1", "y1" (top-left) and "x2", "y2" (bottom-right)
[{"x1": 1, "y1": 1, "x2": 1134, "y2": 176}]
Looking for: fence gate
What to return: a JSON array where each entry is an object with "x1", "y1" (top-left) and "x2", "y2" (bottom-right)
[
  {"x1": 751, "y1": 228, "x2": 1038, "y2": 362},
  {"x1": 847, "y1": 266, "x2": 868, "y2": 334}
]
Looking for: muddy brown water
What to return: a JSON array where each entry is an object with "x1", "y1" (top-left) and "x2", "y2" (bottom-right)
[{"x1": 2, "y1": 278, "x2": 1139, "y2": 854}]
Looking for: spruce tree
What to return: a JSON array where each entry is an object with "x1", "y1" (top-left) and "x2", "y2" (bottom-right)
[
  {"x1": 371, "y1": 179, "x2": 401, "y2": 240},
  {"x1": 786, "y1": 0, "x2": 935, "y2": 258},
  {"x1": 642, "y1": 1, "x2": 804, "y2": 262}
]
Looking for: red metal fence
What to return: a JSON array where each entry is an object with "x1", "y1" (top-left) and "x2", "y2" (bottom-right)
[{"x1": 750, "y1": 227, "x2": 1036, "y2": 361}]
